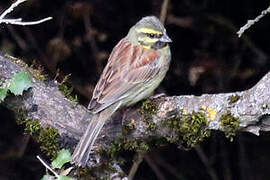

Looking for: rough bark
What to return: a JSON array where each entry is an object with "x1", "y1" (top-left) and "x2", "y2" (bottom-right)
[{"x1": 1, "y1": 53, "x2": 270, "y2": 177}]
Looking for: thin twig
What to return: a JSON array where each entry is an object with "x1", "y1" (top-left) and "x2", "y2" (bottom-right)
[
  {"x1": 36, "y1": 155, "x2": 59, "y2": 178},
  {"x1": 0, "y1": 0, "x2": 27, "y2": 19},
  {"x1": 153, "y1": 152, "x2": 184, "y2": 178},
  {"x1": 237, "y1": 6, "x2": 270, "y2": 37},
  {"x1": 0, "y1": 0, "x2": 52, "y2": 26},
  {"x1": 0, "y1": 17, "x2": 52, "y2": 26},
  {"x1": 219, "y1": 140, "x2": 232, "y2": 180},
  {"x1": 237, "y1": 135, "x2": 253, "y2": 180},
  {"x1": 128, "y1": 151, "x2": 145, "y2": 180},
  {"x1": 7, "y1": 25, "x2": 28, "y2": 50},
  {"x1": 144, "y1": 154, "x2": 167, "y2": 180},
  {"x1": 195, "y1": 146, "x2": 219, "y2": 180},
  {"x1": 160, "y1": 0, "x2": 170, "y2": 24},
  {"x1": 167, "y1": 15, "x2": 193, "y2": 28}
]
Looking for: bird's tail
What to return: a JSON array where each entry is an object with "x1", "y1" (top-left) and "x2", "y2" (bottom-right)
[{"x1": 71, "y1": 103, "x2": 120, "y2": 167}]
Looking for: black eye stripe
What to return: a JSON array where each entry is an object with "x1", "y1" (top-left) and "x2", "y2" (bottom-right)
[{"x1": 147, "y1": 33, "x2": 162, "y2": 38}]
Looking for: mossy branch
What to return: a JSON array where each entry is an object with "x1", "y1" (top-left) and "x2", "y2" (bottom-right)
[{"x1": 1, "y1": 53, "x2": 270, "y2": 172}]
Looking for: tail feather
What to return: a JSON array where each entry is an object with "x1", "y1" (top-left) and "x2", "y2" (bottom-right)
[{"x1": 71, "y1": 102, "x2": 121, "y2": 167}]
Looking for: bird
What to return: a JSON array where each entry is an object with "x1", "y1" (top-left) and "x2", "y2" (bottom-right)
[{"x1": 71, "y1": 16, "x2": 172, "y2": 167}]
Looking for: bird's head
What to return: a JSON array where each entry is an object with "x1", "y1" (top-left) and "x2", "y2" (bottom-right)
[{"x1": 127, "y1": 16, "x2": 172, "y2": 50}]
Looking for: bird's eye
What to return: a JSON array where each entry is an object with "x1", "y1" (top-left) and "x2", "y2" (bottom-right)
[
  {"x1": 147, "y1": 33, "x2": 163, "y2": 39},
  {"x1": 149, "y1": 33, "x2": 156, "y2": 38}
]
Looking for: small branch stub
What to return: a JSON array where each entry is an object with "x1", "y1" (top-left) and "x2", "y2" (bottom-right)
[{"x1": 237, "y1": 6, "x2": 270, "y2": 37}]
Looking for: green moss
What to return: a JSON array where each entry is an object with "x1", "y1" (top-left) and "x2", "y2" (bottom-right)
[
  {"x1": 123, "y1": 140, "x2": 139, "y2": 151},
  {"x1": 139, "y1": 99, "x2": 158, "y2": 116},
  {"x1": 139, "y1": 99, "x2": 158, "y2": 131},
  {"x1": 6, "y1": 54, "x2": 47, "y2": 81},
  {"x1": 76, "y1": 164, "x2": 116, "y2": 180},
  {"x1": 108, "y1": 140, "x2": 123, "y2": 157},
  {"x1": 24, "y1": 121, "x2": 60, "y2": 158},
  {"x1": 38, "y1": 127, "x2": 60, "y2": 158},
  {"x1": 228, "y1": 95, "x2": 240, "y2": 105},
  {"x1": 96, "y1": 146, "x2": 106, "y2": 155},
  {"x1": 28, "y1": 63, "x2": 47, "y2": 81},
  {"x1": 15, "y1": 108, "x2": 60, "y2": 159},
  {"x1": 14, "y1": 108, "x2": 29, "y2": 125},
  {"x1": 220, "y1": 111, "x2": 240, "y2": 141},
  {"x1": 139, "y1": 141, "x2": 149, "y2": 151},
  {"x1": 166, "y1": 116, "x2": 182, "y2": 143},
  {"x1": 58, "y1": 83, "x2": 78, "y2": 102},
  {"x1": 123, "y1": 140, "x2": 149, "y2": 151},
  {"x1": 147, "y1": 121, "x2": 157, "y2": 131},
  {"x1": 166, "y1": 112, "x2": 211, "y2": 147},
  {"x1": 76, "y1": 161, "x2": 125, "y2": 179},
  {"x1": 24, "y1": 120, "x2": 42, "y2": 136},
  {"x1": 76, "y1": 167, "x2": 91, "y2": 178},
  {"x1": 104, "y1": 138, "x2": 150, "y2": 158},
  {"x1": 94, "y1": 162, "x2": 120, "y2": 180},
  {"x1": 122, "y1": 123, "x2": 135, "y2": 135}
]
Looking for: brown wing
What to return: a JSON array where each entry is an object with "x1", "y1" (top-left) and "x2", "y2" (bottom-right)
[{"x1": 88, "y1": 38, "x2": 161, "y2": 113}]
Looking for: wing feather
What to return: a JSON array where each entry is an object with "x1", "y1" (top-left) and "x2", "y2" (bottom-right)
[{"x1": 89, "y1": 38, "x2": 161, "y2": 113}]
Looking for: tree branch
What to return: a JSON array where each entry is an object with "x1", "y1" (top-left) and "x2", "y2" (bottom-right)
[{"x1": 1, "y1": 53, "x2": 270, "y2": 174}]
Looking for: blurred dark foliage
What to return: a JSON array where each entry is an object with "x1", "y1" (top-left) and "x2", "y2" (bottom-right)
[{"x1": 1, "y1": 0, "x2": 270, "y2": 179}]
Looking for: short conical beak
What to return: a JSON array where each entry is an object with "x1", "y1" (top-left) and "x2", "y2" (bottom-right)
[{"x1": 160, "y1": 33, "x2": 172, "y2": 43}]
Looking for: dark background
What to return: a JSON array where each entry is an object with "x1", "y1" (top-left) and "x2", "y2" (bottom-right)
[{"x1": 1, "y1": 0, "x2": 270, "y2": 179}]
